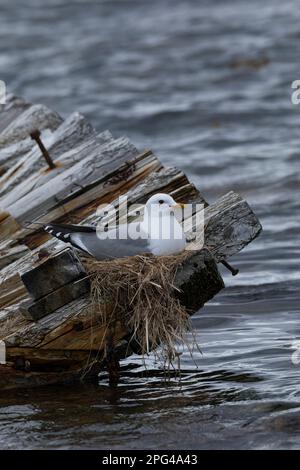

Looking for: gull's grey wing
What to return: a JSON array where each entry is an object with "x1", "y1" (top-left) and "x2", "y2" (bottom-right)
[
  {"x1": 71, "y1": 222, "x2": 151, "y2": 259},
  {"x1": 44, "y1": 222, "x2": 151, "y2": 259}
]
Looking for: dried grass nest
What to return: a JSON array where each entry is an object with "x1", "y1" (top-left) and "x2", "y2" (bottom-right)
[{"x1": 82, "y1": 252, "x2": 199, "y2": 368}]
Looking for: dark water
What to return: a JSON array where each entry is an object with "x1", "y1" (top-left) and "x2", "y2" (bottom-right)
[{"x1": 1, "y1": 0, "x2": 300, "y2": 450}]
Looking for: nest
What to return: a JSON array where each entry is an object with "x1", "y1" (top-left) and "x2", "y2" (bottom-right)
[{"x1": 82, "y1": 252, "x2": 198, "y2": 368}]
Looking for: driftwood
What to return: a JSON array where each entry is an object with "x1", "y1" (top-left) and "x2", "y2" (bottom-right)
[{"x1": 0, "y1": 95, "x2": 262, "y2": 390}]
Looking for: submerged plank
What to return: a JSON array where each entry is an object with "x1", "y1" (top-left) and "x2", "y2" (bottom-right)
[{"x1": 0, "y1": 361, "x2": 102, "y2": 391}]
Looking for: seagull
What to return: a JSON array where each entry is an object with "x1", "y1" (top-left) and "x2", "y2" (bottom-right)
[{"x1": 43, "y1": 193, "x2": 187, "y2": 260}]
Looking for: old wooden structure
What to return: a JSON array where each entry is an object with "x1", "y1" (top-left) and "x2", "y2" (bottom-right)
[{"x1": 0, "y1": 94, "x2": 262, "y2": 390}]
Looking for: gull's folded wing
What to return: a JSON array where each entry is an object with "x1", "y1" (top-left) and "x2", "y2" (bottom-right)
[{"x1": 44, "y1": 223, "x2": 150, "y2": 260}]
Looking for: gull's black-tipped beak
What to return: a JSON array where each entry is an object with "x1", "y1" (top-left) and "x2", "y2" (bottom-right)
[{"x1": 172, "y1": 203, "x2": 186, "y2": 209}]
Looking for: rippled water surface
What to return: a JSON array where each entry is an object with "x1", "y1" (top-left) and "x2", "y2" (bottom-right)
[{"x1": 0, "y1": 0, "x2": 300, "y2": 450}]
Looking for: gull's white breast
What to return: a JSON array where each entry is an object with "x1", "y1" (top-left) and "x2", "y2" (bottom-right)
[{"x1": 141, "y1": 214, "x2": 186, "y2": 256}]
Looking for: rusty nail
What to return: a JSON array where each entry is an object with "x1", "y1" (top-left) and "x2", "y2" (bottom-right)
[
  {"x1": 221, "y1": 259, "x2": 239, "y2": 276},
  {"x1": 30, "y1": 129, "x2": 56, "y2": 170}
]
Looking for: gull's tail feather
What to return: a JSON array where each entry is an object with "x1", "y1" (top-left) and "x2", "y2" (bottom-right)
[
  {"x1": 40, "y1": 222, "x2": 150, "y2": 260},
  {"x1": 43, "y1": 223, "x2": 96, "y2": 256}
]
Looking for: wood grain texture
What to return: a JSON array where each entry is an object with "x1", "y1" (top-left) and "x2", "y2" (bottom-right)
[
  {"x1": 0, "y1": 95, "x2": 30, "y2": 134},
  {"x1": 187, "y1": 191, "x2": 263, "y2": 260},
  {"x1": 0, "y1": 244, "x2": 30, "y2": 270},
  {"x1": 0, "y1": 103, "x2": 62, "y2": 150},
  {"x1": 8, "y1": 136, "x2": 140, "y2": 222},
  {"x1": 0, "y1": 112, "x2": 98, "y2": 201},
  {"x1": 19, "y1": 277, "x2": 91, "y2": 321},
  {"x1": 21, "y1": 248, "x2": 87, "y2": 300}
]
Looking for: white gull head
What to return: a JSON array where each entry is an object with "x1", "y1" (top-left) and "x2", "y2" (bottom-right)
[{"x1": 141, "y1": 193, "x2": 187, "y2": 255}]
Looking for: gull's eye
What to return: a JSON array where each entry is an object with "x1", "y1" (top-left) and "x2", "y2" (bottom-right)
[{"x1": 158, "y1": 199, "x2": 165, "y2": 205}]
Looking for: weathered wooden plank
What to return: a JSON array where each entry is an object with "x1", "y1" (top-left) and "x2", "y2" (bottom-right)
[
  {"x1": 187, "y1": 191, "x2": 262, "y2": 260},
  {"x1": 0, "y1": 95, "x2": 30, "y2": 133},
  {"x1": 174, "y1": 249, "x2": 224, "y2": 311},
  {"x1": 0, "y1": 211, "x2": 21, "y2": 239},
  {"x1": 0, "y1": 112, "x2": 98, "y2": 201},
  {"x1": 112, "y1": 166, "x2": 206, "y2": 207},
  {"x1": 0, "y1": 103, "x2": 62, "y2": 150},
  {"x1": 83, "y1": 166, "x2": 205, "y2": 229},
  {"x1": 19, "y1": 277, "x2": 91, "y2": 321},
  {"x1": 0, "y1": 238, "x2": 60, "y2": 309},
  {"x1": 6, "y1": 347, "x2": 97, "y2": 367},
  {"x1": 0, "y1": 150, "x2": 161, "y2": 252},
  {"x1": 0, "y1": 138, "x2": 34, "y2": 172},
  {"x1": 0, "y1": 139, "x2": 141, "y2": 244},
  {"x1": 14, "y1": 150, "x2": 160, "y2": 231},
  {"x1": 0, "y1": 282, "x2": 29, "y2": 310},
  {"x1": 0, "y1": 244, "x2": 30, "y2": 270},
  {"x1": 4, "y1": 297, "x2": 94, "y2": 348},
  {"x1": 6, "y1": 136, "x2": 140, "y2": 223},
  {"x1": 0, "y1": 304, "x2": 30, "y2": 341},
  {"x1": 21, "y1": 248, "x2": 86, "y2": 300},
  {"x1": 0, "y1": 340, "x2": 128, "y2": 389}
]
